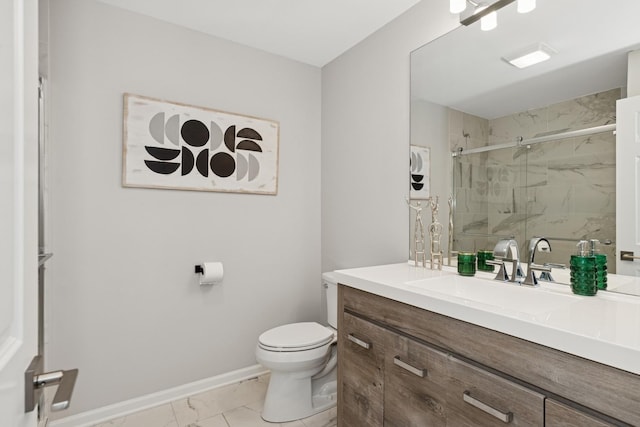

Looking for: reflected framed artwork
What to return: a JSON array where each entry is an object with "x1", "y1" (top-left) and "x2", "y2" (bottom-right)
[
  {"x1": 410, "y1": 145, "x2": 430, "y2": 199},
  {"x1": 123, "y1": 93, "x2": 279, "y2": 195}
]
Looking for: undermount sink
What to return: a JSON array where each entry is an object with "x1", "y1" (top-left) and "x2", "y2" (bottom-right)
[{"x1": 407, "y1": 274, "x2": 582, "y2": 317}]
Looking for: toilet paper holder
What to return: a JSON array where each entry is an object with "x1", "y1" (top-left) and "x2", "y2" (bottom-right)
[{"x1": 194, "y1": 262, "x2": 224, "y2": 285}]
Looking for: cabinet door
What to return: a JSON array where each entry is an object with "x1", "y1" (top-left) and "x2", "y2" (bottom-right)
[
  {"x1": 384, "y1": 332, "x2": 449, "y2": 426},
  {"x1": 385, "y1": 333, "x2": 544, "y2": 426},
  {"x1": 339, "y1": 312, "x2": 386, "y2": 427},
  {"x1": 545, "y1": 399, "x2": 616, "y2": 427}
]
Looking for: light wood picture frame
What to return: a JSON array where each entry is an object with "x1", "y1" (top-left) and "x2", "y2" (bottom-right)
[{"x1": 123, "y1": 93, "x2": 279, "y2": 195}]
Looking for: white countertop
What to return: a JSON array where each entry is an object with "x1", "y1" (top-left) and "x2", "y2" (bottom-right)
[{"x1": 333, "y1": 262, "x2": 640, "y2": 375}]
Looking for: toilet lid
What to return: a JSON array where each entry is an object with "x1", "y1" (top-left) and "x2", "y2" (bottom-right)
[{"x1": 258, "y1": 322, "x2": 334, "y2": 351}]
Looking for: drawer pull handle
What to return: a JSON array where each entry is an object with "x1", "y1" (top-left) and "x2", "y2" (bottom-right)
[
  {"x1": 347, "y1": 334, "x2": 371, "y2": 350},
  {"x1": 463, "y1": 391, "x2": 513, "y2": 423},
  {"x1": 393, "y1": 356, "x2": 425, "y2": 378}
]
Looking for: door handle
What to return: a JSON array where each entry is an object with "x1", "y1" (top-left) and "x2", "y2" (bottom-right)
[
  {"x1": 25, "y1": 355, "x2": 78, "y2": 413},
  {"x1": 621, "y1": 251, "x2": 640, "y2": 261}
]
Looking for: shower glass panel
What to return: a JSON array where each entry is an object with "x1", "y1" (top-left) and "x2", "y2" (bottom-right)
[{"x1": 452, "y1": 145, "x2": 528, "y2": 256}]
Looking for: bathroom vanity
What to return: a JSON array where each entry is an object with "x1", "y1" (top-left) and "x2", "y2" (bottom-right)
[{"x1": 334, "y1": 263, "x2": 640, "y2": 426}]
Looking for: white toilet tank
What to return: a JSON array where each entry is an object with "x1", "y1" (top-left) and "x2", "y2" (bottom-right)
[{"x1": 322, "y1": 272, "x2": 339, "y2": 329}]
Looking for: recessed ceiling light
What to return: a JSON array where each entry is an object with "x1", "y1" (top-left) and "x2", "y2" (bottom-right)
[{"x1": 502, "y1": 42, "x2": 556, "y2": 69}]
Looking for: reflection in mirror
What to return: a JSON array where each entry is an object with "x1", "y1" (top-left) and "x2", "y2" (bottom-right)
[
  {"x1": 410, "y1": 0, "x2": 640, "y2": 295},
  {"x1": 451, "y1": 89, "x2": 618, "y2": 272}
]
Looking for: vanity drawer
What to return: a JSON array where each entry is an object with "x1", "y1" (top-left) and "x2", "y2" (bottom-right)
[
  {"x1": 385, "y1": 333, "x2": 544, "y2": 426},
  {"x1": 339, "y1": 312, "x2": 386, "y2": 427},
  {"x1": 545, "y1": 399, "x2": 616, "y2": 427}
]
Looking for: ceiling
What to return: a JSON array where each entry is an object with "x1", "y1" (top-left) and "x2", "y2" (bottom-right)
[
  {"x1": 411, "y1": 0, "x2": 640, "y2": 119},
  {"x1": 96, "y1": 0, "x2": 422, "y2": 67}
]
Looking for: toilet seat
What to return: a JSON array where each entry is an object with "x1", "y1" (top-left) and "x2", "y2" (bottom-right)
[{"x1": 258, "y1": 322, "x2": 334, "y2": 352}]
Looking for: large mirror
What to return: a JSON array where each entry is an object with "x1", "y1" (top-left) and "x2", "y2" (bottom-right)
[{"x1": 410, "y1": 0, "x2": 640, "y2": 295}]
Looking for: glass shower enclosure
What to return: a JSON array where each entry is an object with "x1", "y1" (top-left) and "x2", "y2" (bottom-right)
[{"x1": 451, "y1": 123, "x2": 617, "y2": 272}]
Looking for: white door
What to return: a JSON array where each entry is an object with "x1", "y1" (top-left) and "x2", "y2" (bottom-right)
[
  {"x1": 616, "y1": 95, "x2": 640, "y2": 276},
  {"x1": 0, "y1": 0, "x2": 39, "y2": 425}
]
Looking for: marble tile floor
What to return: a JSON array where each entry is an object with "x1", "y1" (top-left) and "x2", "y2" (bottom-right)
[{"x1": 92, "y1": 374, "x2": 337, "y2": 427}]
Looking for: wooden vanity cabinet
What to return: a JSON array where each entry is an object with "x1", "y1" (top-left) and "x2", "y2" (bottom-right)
[{"x1": 338, "y1": 284, "x2": 640, "y2": 426}]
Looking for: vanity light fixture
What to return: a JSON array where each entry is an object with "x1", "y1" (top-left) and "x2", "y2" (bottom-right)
[
  {"x1": 517, "y1": 0, "x2": 536, "y2": 13},
  {"x1": 478, "y1": 4, "x2": 498, "y2": 31},
  {"x1": 502, "y1": 42, "x2": 557, "y2": 68},
  {"x1": 453, "y1": 0, "x2": 536, "y2": 30}
]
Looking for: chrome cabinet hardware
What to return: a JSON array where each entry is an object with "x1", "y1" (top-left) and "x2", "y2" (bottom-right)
[
  {"x1": 25, "y1": 355, "x2": 78, "y2": 413},
  {"x1": 347, "y1": 334, "x2": 371, "y2": 350},
  {"x1": 463, "y1": 391, "x2": 513, "y2": 423},
  {"x1": 393, "y1": 356, "x2": 426, "y2": 378},
  {"x1": 621, "y1": 251, "x2": 640, "y2": 261}
]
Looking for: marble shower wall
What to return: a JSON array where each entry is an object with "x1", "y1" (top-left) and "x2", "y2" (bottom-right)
[{"x1": 451, "y1": 88, "x2": 619, "y2": 272}]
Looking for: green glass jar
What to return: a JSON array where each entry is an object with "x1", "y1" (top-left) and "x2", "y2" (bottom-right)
[
  {"x1": 458, "y1": 252, "x2": 476, "y2": 276},
  {"x1": 594, "y1": 253, "x2": 607, "y2": 290},
  {"x1": 570, "y1": 255, "x2": 597, "y2": 296},
  {"x1": 477, "y1": 250, "x2": 495, "y2": 272}
]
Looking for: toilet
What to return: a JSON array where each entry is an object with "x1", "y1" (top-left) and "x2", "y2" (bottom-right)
[{"x1": 255, "y1": 272, "x2": 338, "y2": 422}]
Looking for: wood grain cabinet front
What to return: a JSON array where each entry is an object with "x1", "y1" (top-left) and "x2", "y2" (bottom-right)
[
  {"x1": 545, "y1": 399, "x2": 618, "y2": 427},
  {"x1": 384, "y1": 333, "x2": 545, "y2": 426},
  {"x1": 339, "y1": 312, "x2": 386, "y2": 427}
]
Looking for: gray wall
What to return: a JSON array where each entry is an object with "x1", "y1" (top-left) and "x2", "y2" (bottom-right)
[
  {"x1": 321, "y1": 1, "x2": 458, "y2": 272},
  {"x1": 410, "y1": 100, "x2": 452, "y2": 260},
  {"x1": 47, "y1": 0, "x2": 321, "y2": 415}
]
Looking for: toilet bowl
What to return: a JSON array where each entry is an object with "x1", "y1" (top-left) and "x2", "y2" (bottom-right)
[{"x1": 255, "y1": 273, "x2": 339, "y2": 423}]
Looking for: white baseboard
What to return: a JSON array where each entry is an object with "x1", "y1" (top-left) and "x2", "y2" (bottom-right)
[{"x1": 50, "y1": 364, "x2": 269, "y2": 427}]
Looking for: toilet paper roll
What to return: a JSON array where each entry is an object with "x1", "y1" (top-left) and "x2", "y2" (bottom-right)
[{"x1": 199, "y1": 262, "x2": 224, "y2": 285}]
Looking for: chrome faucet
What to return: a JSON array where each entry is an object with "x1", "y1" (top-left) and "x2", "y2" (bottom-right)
[
  {"x1": 523, "y1": 237, "x2": 552, "y2": 287},
  {"x1": 491, "y1": 239, "x2": 524, "y2": 282}
]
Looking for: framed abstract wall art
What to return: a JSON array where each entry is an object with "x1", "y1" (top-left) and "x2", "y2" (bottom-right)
[
  {"x1": 410, "y1": 145, "x2": 430, "y2": 199},
  {"x1": 123, "y1": 93, "x2": 279, "y2": 195}
]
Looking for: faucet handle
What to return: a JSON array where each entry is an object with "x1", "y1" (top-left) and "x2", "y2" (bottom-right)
[
  {"x1": 486, "y1": 259, "x2": 509, "y2": 281},
  {"x1": 543, "y1": 262, "x2": 566, "y2": 269},
  {"x1": 524, "y1": 263, "x2": 552, "y2": 287},
  {"x1": 539, "y1": 263, "x2": 566, "y2": 282}
]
